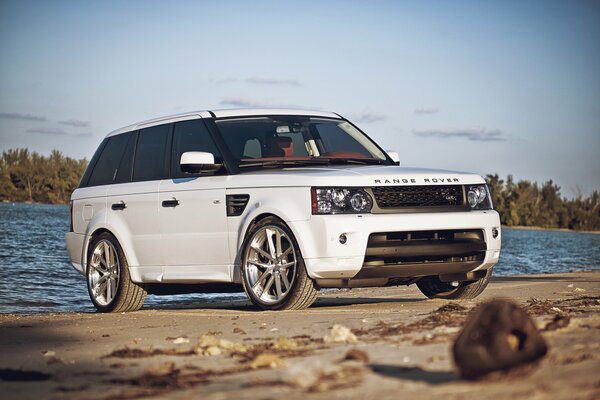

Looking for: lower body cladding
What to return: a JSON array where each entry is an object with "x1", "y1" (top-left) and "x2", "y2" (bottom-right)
[{"x1": 291, "y1": 210, "x2": 501, "y2": 288}]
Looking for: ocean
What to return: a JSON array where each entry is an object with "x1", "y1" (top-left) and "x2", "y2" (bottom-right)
[{"x1": 1, "y1": 202, "x2": 598, "y2": 314}]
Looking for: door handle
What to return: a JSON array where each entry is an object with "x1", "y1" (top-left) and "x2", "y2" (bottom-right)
[
  {"x1": 111, "y1": 201, "x2": 127, "y2": 211},
  {"x1": 162, "y1": 198, "x2": 180, "y2": 208}
]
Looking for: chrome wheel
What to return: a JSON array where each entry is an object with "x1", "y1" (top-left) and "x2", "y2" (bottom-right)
[
  {"x1": 88, "y1": 239, "x2": 120, "y2": 306},
  {"x1": 244, "y1": 226, "x2": 297, "y2": 304}
]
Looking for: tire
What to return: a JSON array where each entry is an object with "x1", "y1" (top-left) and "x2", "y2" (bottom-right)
[
  {"x1": 86, "y1": 232, "x2": 147, "y2": 312},
  {"x1": 240, "y1": 217, "x2": 318, "y2": 310},
  {"x1": 416, "y1": 268, "x2": 493, "y2": 300}
]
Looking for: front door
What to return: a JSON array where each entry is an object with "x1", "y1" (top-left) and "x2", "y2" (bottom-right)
[
  {"x1": 158, "y1": 118, "x2": 231, "y2": 282},
  {"x1": 159, "y1": 178, "x2": 229, "y2": 281}
]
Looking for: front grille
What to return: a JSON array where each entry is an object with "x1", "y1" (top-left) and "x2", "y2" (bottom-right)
[
  {"x1": 371, "y1": 185, "x2": 463, "y2": 208},
  {"x1": 354, "y1": 229, "x2": 487, "y2": 280},
  {"x1": 364, "y1": 229, "x2": 486, "y2": 265}
]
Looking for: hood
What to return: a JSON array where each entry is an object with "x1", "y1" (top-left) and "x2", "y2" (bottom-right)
[{"x1": 228, "y1": 165, "x2": 485, "y2": 188}]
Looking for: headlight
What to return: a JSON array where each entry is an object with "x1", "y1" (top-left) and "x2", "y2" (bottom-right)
[
  {"x1": 467, "y1": 184, "x2": 492, "y2": 210},
  {"x1": 312, "y1": 187, "x2": 373, "y2": 214}
]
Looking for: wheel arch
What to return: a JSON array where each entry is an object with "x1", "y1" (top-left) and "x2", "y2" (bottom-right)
[
  {"x1": 84, "y1": 225, "x2": 139, "y2": 273},
  {"x1": 232, "y1": 210, "x2": 307, "y2": 283}
]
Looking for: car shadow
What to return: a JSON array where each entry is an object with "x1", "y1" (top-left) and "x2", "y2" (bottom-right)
[
  {"x1": 491, "y1": 275, "x2": 598, "y2": 283},
  {"x1": 369, "y1": 364, "x2": 456, "y2": 384},
  {"x1": 313, "y1": 296, "x2": 425, "y2": 308},
  {"x1": 139, "y1": 294, "x2": 425, "y2": 312}
]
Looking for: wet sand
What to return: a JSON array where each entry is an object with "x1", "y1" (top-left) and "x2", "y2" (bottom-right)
[{"x1": 1, "y1": 272, "x2": 599, "y2": 400}]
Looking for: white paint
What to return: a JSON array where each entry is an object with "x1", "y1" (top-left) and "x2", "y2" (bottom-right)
[{"x1": 67, "y1": 110, "x2": 501, "y2": 290}]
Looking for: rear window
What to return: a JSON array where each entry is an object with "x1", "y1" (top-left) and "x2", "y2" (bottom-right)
[
  {"x1": 133, "y1": 124, "x2": 170, "y2": 182},
  {"x1": 114, "y1": 133, "x2": 136, "y2": 184},
  {"x1": 87, "y1": 133, "x2": 134, "y2": 187}
]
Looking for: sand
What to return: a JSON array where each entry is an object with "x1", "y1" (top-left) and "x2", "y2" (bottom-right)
[{"x1": 0, "y1": 271, "x2": 598, "y2": 400}]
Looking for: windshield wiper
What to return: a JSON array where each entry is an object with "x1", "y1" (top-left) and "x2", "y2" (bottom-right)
[
  {"x1": 315, "y1": 158, "x2": 386, "y2": 165},
  {"x1": 238, "y1": 159, "x2": 333, "y2": 168},
  {"x1": 239, "y1": 158, "x2": 387, "y2": 168}
]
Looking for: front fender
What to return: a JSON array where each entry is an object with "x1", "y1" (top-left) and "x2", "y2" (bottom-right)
[{"x1": 226, "y1": 187, "x2": 311, "y2": 281}]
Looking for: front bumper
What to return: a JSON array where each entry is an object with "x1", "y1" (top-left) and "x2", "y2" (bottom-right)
[{"x1": 290, "y1": 210, "x2": 501, "y2": 280}]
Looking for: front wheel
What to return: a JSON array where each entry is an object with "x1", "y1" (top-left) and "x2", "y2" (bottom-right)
[
  {"x1": 241, "y1": 217, "x2": 318, "y2": 310},
  {"x1": 86, "y1": 232, "x2": 147, "y2": 312},
  {"x1": 417, "y1": 268, "x2": 493, "y2": 300}
]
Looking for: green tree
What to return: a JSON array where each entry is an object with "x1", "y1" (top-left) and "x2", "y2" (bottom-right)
[{"x1": 0, "y1": 148, "x2": 87, "y2": 204}]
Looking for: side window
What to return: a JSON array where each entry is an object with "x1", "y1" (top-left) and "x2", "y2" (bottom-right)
[
  {"x1": 133, "y1": 124, "x2": 170, "y2": 182},
  {"x1": 87, "y1": 133, "x2": 131, "y2": 187},
  {"x1": 114, "y1": 132, "x2": 136, "y2": 184},
  {"x1": 79, "y1": 138, "x2": 107, "y2": 187},
  {"x1": 171, "y1": 119, "x2": 221, "y2": 178}
]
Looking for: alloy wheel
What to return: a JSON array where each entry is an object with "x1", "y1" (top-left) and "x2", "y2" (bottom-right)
[
  {"x1": 244, "y1": 226, "x2": 297, "y2": 304},
  {"x1": 88, "y1": 239, "x2": 120, "y2": 306}
]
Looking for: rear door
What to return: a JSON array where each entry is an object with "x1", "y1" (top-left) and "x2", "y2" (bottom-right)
[
  {"x1": 106, "y1": 124, "x2": 170, "y2": 267},
  {"x1": 159, "y1": 118, "x2": 230, "y2": 281}
]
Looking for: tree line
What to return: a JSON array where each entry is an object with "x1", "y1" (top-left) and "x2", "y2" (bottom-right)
[
  {"x1": 485, "y1": 174, "x2": 600, "y2": 231},
  {"x1": 0, "y1": 148, "x2": 598, "y2": 230},
  {"x1": 0, "y1": 148, "x2": 87, "y2": 204}
]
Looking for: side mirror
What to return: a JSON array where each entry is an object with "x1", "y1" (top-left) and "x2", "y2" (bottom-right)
[
  {"x1": 386, "y1": 150, "x2": 400, "y2": 165},
  {"x1": 180, "y1": 151, "x2": 220, "y2": 173}
]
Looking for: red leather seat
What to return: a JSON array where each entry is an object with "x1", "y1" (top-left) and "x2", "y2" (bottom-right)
[{"x1": 276, "y1": 137, "x2": 294, "y2": 157}]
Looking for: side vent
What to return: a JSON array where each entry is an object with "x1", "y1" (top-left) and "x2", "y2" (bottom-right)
[{"x1": 226, "y1": 194, "x2": 250, "y2": 217}]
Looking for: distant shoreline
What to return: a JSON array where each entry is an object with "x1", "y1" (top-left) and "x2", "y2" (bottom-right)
[
  {"x1": 502, "y1": 225, "x2": 600, "y2": 235},
  {"x1": 1, "y1": 200, "x2": 67, "y2": 206},
  {"x1": 2, "y1": 201, "x2": 600, "y2": 234}
]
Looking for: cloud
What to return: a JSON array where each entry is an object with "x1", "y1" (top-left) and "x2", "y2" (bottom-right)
[
  {"x1": 58, "y1": 119, "x2": 90, "y2": 127},
  {"x1": 413, "y1": 128, "x2": 505, "y2": 142},
  {"x1": 246, "y1": 77, "x2": 301, "y2": 86},
  {"x1": 350, "y1": 112, "x2": 387, "y2": 123},
  {"x1": 26, "y1": 127, "x2": 68, "y2": 135},
  {"x1": 414, "y1": 107, "x2": 440, "y2": 115},
  {"x1": 211, "y1": 78, "x2": 239, "y2": 84},
  {"x1": 212, "y1": 77, "x2": 301, "y2": 86},
  {"x1": 219, "y1": 97, "x2": 309, "y2": 109},
  {"x1": 74, "y1": 132, "x2": 93, "y2": 138},
  {"x1": 220, "y1": 97, "x2": 268, "y2": 108},
  {"x1": 0, "y1": 112, "x2": 46, "y2": 121}
]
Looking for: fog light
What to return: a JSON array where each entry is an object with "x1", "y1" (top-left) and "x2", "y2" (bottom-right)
[
  {"x1": 339, "y1": 234, "x2": 347, "y2": 244},
  {"x1": 492, "y1": 227, "x2": 499, "y2": 239}
]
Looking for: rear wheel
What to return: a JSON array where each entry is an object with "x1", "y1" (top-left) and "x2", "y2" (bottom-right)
[
  {"x1": 86, "y1": 232, "x2": 147, "y2": 312},
  {"x1": 417, "y1": 268, "x2": 493, "y2": 300},
  {"x1": 241, "y1": 217, "x2": 318, "y2": 310}
]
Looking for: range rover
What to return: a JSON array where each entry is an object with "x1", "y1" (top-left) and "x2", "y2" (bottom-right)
[{"x1": 65, "y1": 109, "x2": 501, "y2": 312}]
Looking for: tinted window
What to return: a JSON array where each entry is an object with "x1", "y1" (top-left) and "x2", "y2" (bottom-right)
[
  {"x1": 114, "y1": 132, "x2": 136, "y2": 184},
  {"x1": 87, "y1": 133, "x2": 132, "y2": 187},
  {"x1": 133, "y1": 124, "x2": 170, "y2": 182},
  {"x1": 79, "y1": 138, "x2": 107, "y2": 187},
  {"x1": 171, "y1": 119, "x2": 221, "y2": 178}
]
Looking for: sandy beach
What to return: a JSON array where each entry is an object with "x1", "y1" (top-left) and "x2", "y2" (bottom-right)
[{"x1": 1, "y1": 271, "x2": 598, "y2": 400}]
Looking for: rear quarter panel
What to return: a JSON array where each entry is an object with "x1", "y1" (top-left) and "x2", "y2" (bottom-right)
[{"x1": 69, "y1": 186, "x2": 108, "y2": 269}]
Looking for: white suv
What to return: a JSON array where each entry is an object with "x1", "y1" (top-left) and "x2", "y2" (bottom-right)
[{"x1": 66, "y1": 109, "x2": 501, "y2": 312}]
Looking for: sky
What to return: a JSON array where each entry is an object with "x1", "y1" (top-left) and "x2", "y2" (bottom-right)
[{"x1": 0, "y1": 0, "x2": 599, "y2": 197}]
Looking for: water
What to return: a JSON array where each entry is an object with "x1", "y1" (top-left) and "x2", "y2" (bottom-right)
[{"x1": 1, "y1": 203, "x2": 598, "y2": 314}]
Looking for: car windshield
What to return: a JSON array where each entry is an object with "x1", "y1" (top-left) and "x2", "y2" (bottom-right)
[{"x1": 215, "y1": 116, "x2": 389, "y2": 169}]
